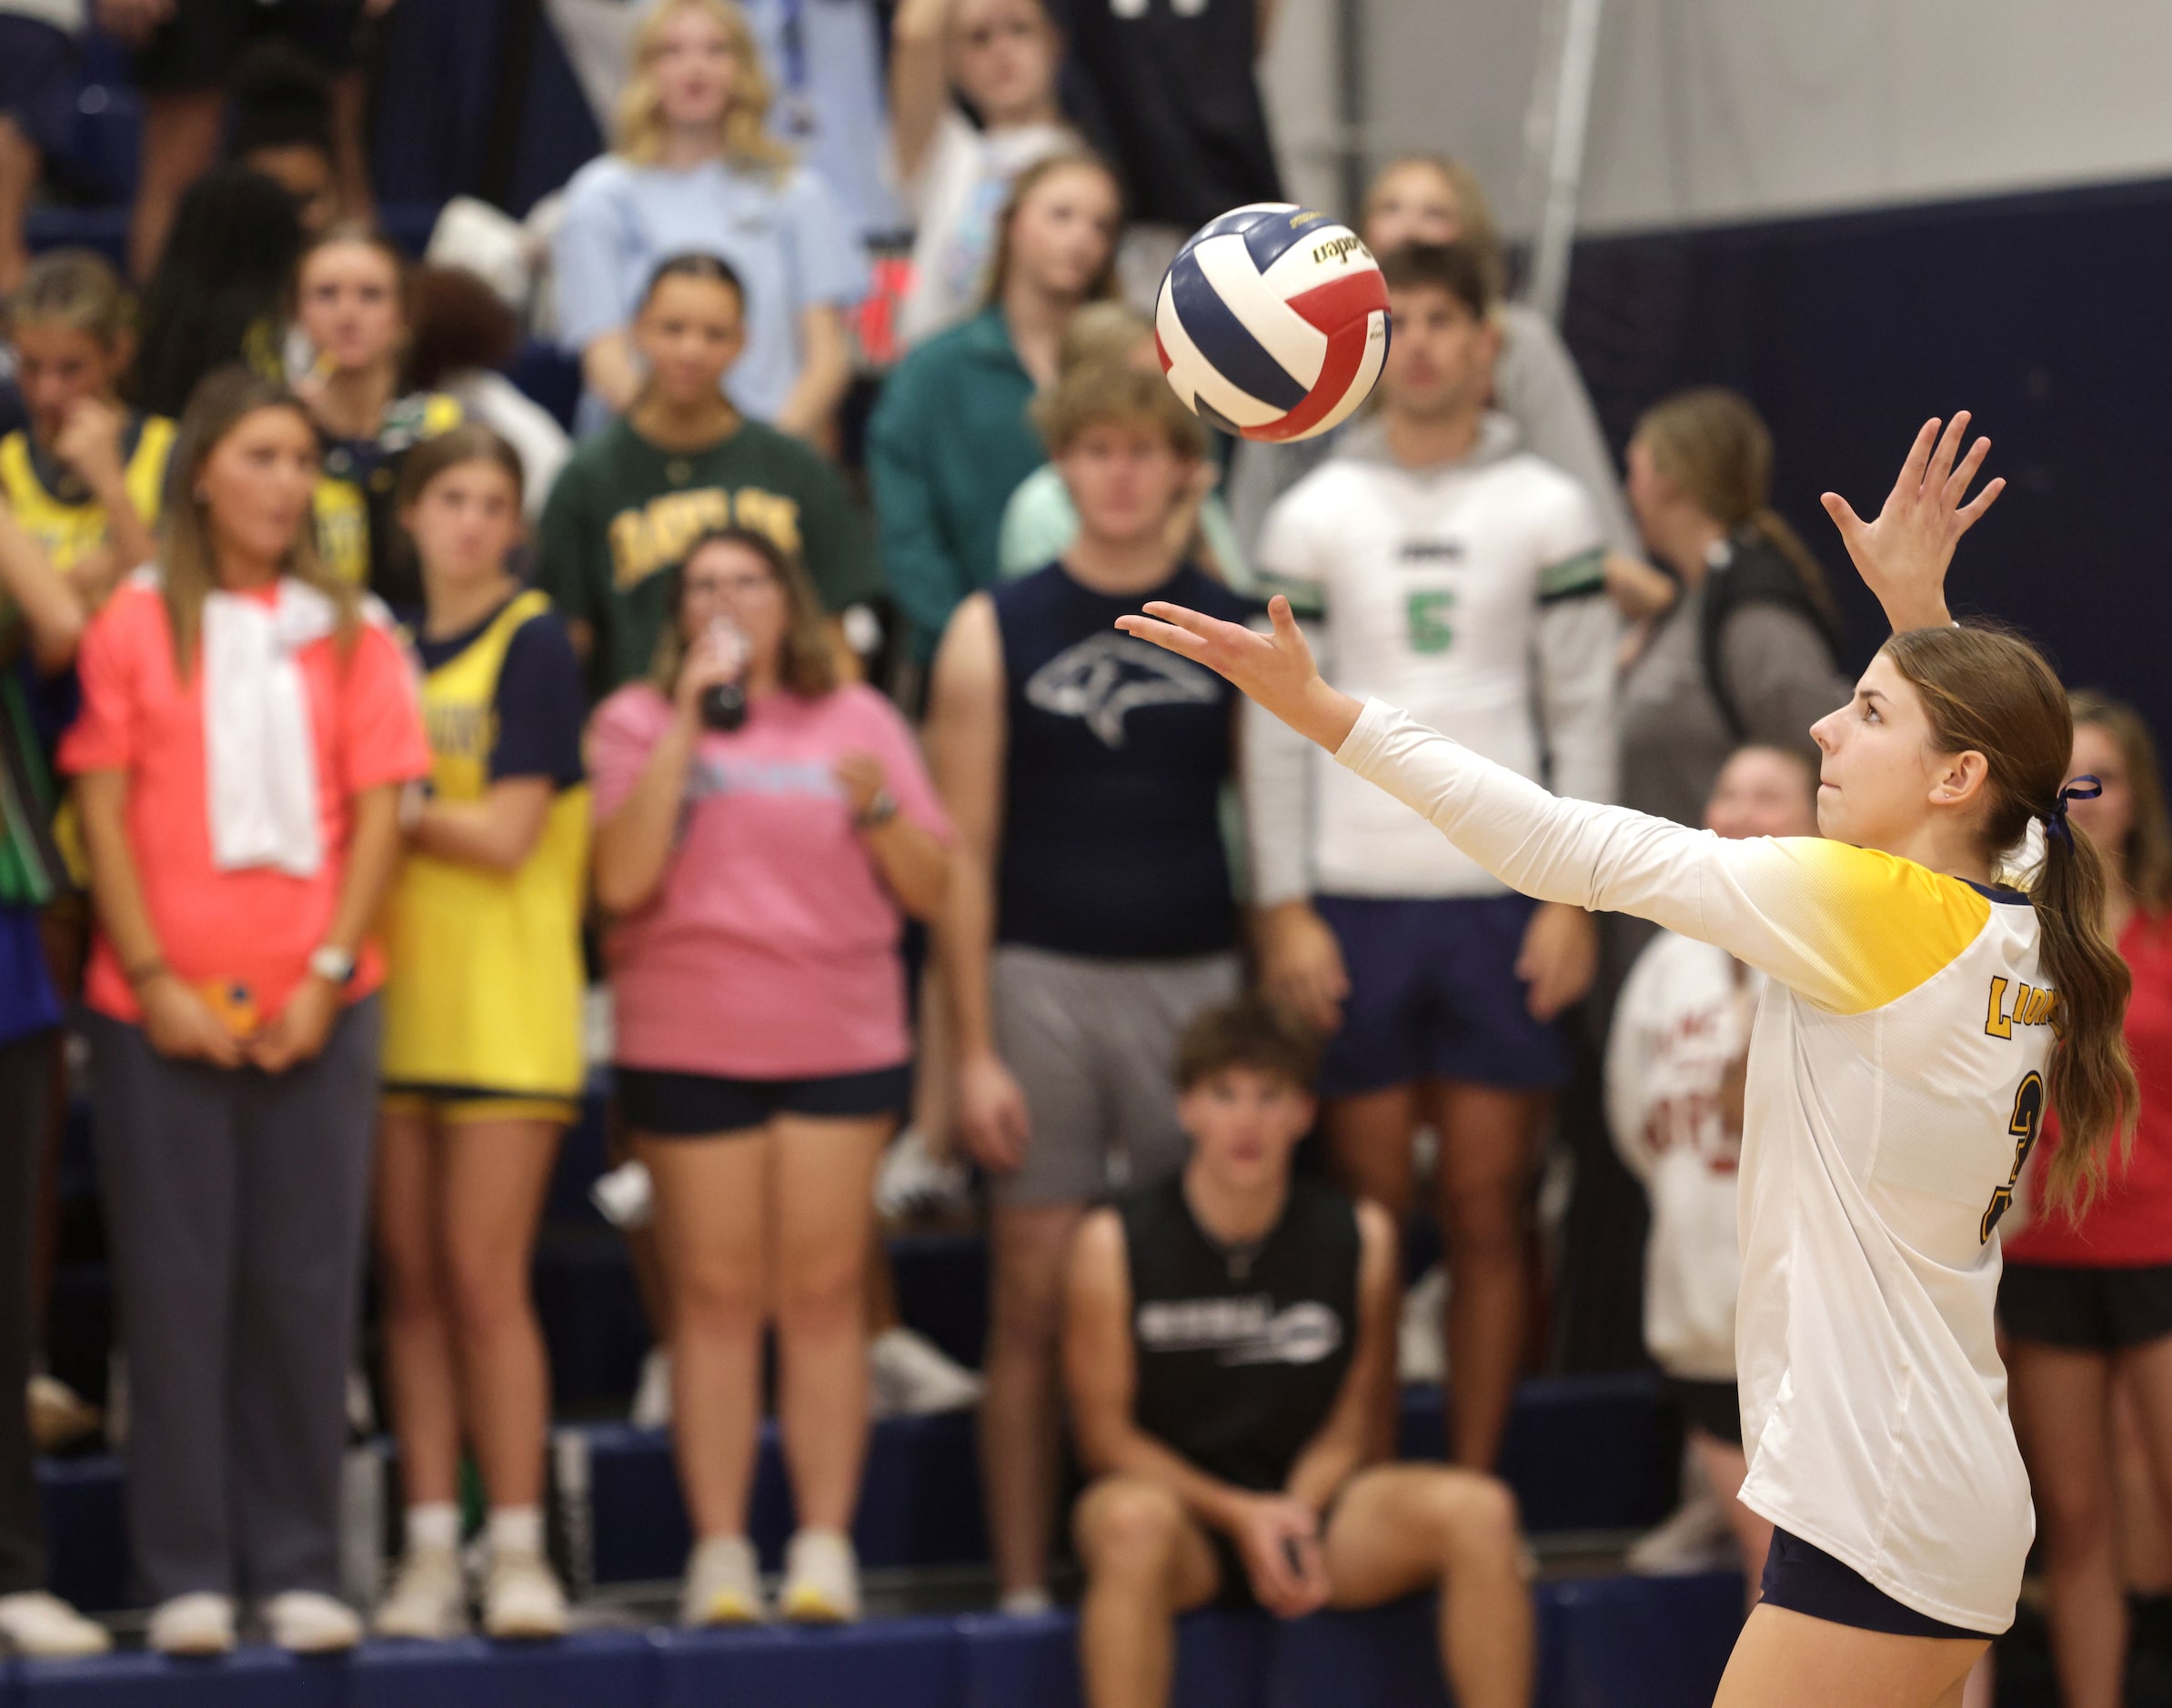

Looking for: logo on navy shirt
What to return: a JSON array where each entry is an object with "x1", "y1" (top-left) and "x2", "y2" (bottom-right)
[{"x1": 1024, "y1": 631, "x2": 1220, "y2": 749}]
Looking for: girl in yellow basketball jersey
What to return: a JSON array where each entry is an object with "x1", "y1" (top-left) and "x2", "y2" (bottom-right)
[
  {"x1": 3, "y1": 251, "x2": 170, "y2": 607},
  {"x1": 373, "y1": 425, "x2": 588, "y2": 1643},
  {"x1": 1118, "y1": 414, "x2": 2137, "y2": 1708}
]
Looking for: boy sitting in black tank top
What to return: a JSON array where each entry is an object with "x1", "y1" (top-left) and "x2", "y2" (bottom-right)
[{"x1": 1062, "y1": 996, "x2": 1535, "y2": 1708}]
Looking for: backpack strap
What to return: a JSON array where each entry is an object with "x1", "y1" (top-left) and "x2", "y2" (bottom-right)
[{"x1": 1698, "y1": 530, "x2": 1843, "y2": 739}]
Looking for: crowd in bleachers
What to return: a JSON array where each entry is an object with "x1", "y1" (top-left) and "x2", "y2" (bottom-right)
[{"x1": 0, "y1": 2, "x2": 2168, "y2": 1705}]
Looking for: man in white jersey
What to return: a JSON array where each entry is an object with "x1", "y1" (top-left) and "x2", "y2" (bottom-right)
[
  {"x1": 1116, "y1": 414, "x2": 2140, "y2": 1708},
  {"x1": 1244, "y1": 240, "x2": 1617, "y2": 1468}
]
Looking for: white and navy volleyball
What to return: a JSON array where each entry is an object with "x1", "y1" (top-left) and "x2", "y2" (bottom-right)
[{"x1": 1154, "y1": 202, "x2": 1393, "y2": 444}]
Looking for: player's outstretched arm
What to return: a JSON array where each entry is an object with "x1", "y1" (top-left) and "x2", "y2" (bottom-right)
[
  {"x1": 1118, "y1": 597, "x2": 1921, "y2": 1013},
  {"x1": 1820, "y1": 411, "x2": 2004, "y2": 634},
  {"x1": 1118, "y1": 596, "x2": 1362, "y2": 753}
]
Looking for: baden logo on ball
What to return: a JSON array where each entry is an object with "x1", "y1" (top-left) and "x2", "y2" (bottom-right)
[{"x1": 1154, "y1": 202, "x2": 1392, "y2": 444}]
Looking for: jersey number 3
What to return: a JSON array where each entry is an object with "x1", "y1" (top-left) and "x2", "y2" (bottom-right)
[{"x1": 1981, "y1": 1071, "x2": 2045, "y2": 1244}]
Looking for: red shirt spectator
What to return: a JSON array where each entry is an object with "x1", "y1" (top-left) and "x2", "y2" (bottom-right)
[{"x1": 2006, "y1": 914, "x2": 2172, "y2": 1266}]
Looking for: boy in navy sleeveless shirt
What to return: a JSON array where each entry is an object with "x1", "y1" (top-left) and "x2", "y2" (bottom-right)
[
  {"x1": 926, "y1": 365, "x2": 1252, "y2": 1605},
  {"x1": 1063, "y1": 998, "x2": 1533, "y2": 1708}
]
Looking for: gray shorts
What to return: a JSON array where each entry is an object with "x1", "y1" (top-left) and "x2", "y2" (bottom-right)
[{"x1": 990, "y1": 944, "x2": 1242, "y2": 1207}]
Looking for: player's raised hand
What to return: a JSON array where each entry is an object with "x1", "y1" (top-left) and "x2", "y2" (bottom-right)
[
  {"x1": 1820, "y1": 412, "x2": 2004, "y2": 633},
  {"x1": 1116, "y1": 596, "x2": 1364, "y2": 753}
]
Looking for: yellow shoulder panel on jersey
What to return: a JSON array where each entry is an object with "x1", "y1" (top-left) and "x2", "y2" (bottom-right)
[{"x1": 1742, "y1": 838, "x2": 1993, "y2": 1016}]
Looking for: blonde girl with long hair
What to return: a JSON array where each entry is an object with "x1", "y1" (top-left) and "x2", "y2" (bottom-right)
[
  {"x1": 60, "y1": 367, "x2": 430, "y2": 1659},
  {"x1": 1120, "y1": 414, "x2": 2137, "y2": 1708},
  {"x1": 551, "y1": 0, "x2": 866, "y2": 441}
]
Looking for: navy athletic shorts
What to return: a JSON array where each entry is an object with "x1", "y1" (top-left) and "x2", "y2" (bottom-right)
[
  {"x1": 1313, "y1": 893, "x2": 1570, "y2": 1098},
  {"x1": 1759, "y1": 1529, "x2": 1991, "y2": 1640}
]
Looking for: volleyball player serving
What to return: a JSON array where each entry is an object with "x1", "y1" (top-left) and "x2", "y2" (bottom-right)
[{"x1": 1117, "y1": 413, "x2": 2138, "y2": 1708}]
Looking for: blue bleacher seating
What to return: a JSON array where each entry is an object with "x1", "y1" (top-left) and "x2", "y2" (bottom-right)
[
  {"x1": 953, "y1": 1611, "x2": 1084, "y2": 1708},
  {"x1": 17, "y1": 1646, "x2": 348, "y2": 1708},
  {"x1": 5, "y1": 1574, "x2": 1747, "y2": 1707},
  {"x1": 1541, "y1": 1572, "x2": 1745, "y2": 1708},
  {"x1": 346, "y1": 1630, "x2": 659, "y2": 1708},
  {"x1": 582, "y1": 1412, "x2": 989, "y2": 1585},
  {"x1": 39, "y1": 1378, "x2": 1672, "y2": 1615},
  {"x1": 655, "y1": 1620, "x2": 962, "y2": 1708}
]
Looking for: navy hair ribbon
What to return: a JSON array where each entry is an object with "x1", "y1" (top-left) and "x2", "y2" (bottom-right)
[{"x1": 2046, "y1": 775, "x2": 2102, "y2": 850}]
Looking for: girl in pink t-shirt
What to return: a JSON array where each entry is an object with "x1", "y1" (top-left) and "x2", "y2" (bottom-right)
[
  {"x1": 60, "y1": 367, "x2": 429, "y2": 1659},
  {"x1": 589, "y1": 527, "x2": 950, "y2": 1623}
]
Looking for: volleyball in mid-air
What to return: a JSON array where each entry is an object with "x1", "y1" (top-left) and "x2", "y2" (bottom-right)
[{"x1": 1154, "y1": 202, "x2": 1392, "y2": 444}]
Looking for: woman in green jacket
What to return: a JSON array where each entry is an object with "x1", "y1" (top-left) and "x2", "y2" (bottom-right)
[{"x1": 868, "y1": 151, "x2": 1122, "y2": 669}]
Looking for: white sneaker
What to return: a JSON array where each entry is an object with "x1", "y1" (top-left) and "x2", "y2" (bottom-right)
[
  {"x1": 874, "y1": 1128, "x2": 972, "y2": 1221},
  {"x1": 1397, "y1": 1265, "x2": 1448, "y2": 1385},
  {"x1": 373, "y1": 1545, "x2": 469, "y2": 1640},
  {"x1": 996, "y1": 1586, "x2": 1052, "y2": 1618},
  {"x1": 870, "y1": 1327, "x2": 984, "y2": 1417},
  {"x1": 0, "y1": 1591, "x2": 111, "y2": 1658},
  {"x1": 778, "y1": 1529, "x2": 860, "y2": 1624},
  {"x1": 481, "y1": 1549, "x2": 568, "y2": 1641},
  {"x1": 1624, "y1": 1491, "x2": 1735, "y2": 1576},
  {"x1": 263, "y1": 1590, "x2": 363, "y2": 1654},
  {"x1": 147, "y1": 1592, "x2": 236, "y2": 1658},
  {"x1": 630, "y1": 1349, "x2": 672, "y2": 1430},
  {"x1": 680, "y1": 1535, "x2": 765, "y2": 1627},
  {"x1": 589, "y1": 1159, "x2": 654, "y2": 1231}
]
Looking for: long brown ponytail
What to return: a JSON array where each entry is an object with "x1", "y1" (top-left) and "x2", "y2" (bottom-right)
[
  {"x1": 1634, "y1": 387, "x2": 1841, "y2": 629},
  {"x1": 1883, "y1": 625, "x2": 2137, "y2": 1215}
]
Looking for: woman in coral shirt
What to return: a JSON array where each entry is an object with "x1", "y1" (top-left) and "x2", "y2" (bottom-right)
[{"x1": 61, "y1": 367, "x2": 429, "y2": 1660}]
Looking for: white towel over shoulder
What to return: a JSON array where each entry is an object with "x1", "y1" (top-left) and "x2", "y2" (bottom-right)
[
  {"x1": 203, "y1": 580, "x2": 342, "y2": 878},
  {"x1": 130, "y1": 565, "x2": 367, "y2": 879}
]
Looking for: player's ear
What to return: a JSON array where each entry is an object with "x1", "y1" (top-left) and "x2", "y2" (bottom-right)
[{"x1": 1930, "y1": 748, "x2": 1990, "y2": 809}]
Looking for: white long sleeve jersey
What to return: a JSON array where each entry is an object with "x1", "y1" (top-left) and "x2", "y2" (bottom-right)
[
  {"x1": 1246, "y1": 415, "x2": 1615, "y2": 901},
  {"x1": 1340, "y1": 699, "x2": 2049, "y2": 1634}
]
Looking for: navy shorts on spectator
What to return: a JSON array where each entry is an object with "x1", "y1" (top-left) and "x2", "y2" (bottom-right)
[{"x1": 1314, "y1": 892, "x2": 1569, "y2": 1097}]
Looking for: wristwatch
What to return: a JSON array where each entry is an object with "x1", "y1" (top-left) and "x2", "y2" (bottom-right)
[
  {"x1": 308, "y1": 944, "x2": 357, "y2": 987},
  {"x1": 855, "y1": 789, "x2": 900, "y2": 831}
]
